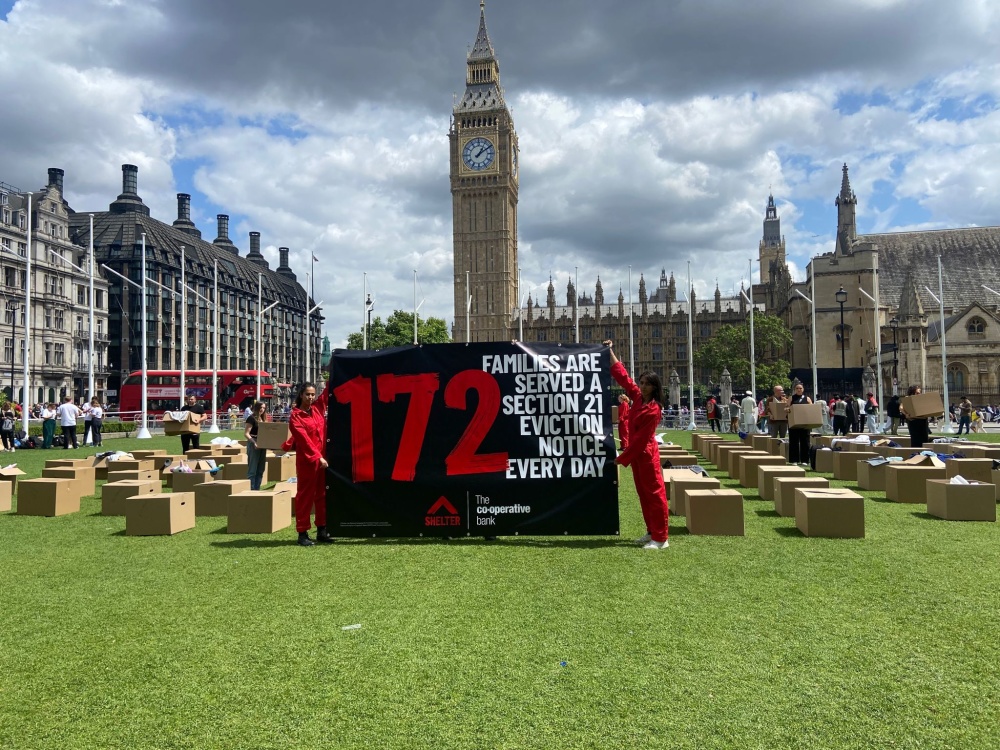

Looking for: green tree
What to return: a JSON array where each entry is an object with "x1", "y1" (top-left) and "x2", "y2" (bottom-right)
[
  {"x1": 346, "y1": 310, "x2": 451, "y2": 350},
  {"x1": 694, "y1": 312, "x2": 793, "y2": 394}
]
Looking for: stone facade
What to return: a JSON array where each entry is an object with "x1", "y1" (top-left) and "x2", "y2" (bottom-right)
[
  {"x1": 0, "y1": 169, "x2": 111, "y2": 405},
  {"x1": 761, "y1": 164, "x2": 1000, "y2": 403},
  {"x1": 68, "y1": 164, "x2": 323, "y2": 395}
]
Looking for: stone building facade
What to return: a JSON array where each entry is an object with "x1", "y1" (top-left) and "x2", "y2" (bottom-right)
[
  {"x1": 0, "y1": 169, "x2": 111, "y2": 405},
  {"x1": 68, "y1": 164, "x2": 323, "y2": 397},
  {"x1": 760, "y1": 164, "x2": 1000, "y2": 403}
]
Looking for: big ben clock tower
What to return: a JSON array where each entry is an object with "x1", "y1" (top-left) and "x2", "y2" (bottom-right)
[{"x1": 450, "y1": 0, "x2": 519, "y2": 343}]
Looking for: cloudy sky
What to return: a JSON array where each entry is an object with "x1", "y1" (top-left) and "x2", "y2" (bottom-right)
[{"x1": 1, "y1": 0, "x2": 998, "y2": 345}]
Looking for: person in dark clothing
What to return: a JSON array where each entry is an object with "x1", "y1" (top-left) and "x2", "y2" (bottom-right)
[
  {"x1": 787, "y1": 383, "x2": 813, "y2": 465},
  {"x1": 901, "y1": 385, "x2": 930, "y2": 448},
  {"x1": 180, "y1": 394, "x2": 206, "y2": 453},
  {"x1": 706, "y1": 396, "x2": 721, "y2": 432},
  {"x1": 886, "y1": 395, "x2": 902, "y2": 435},
  {"x1": 843, "y1": 394, "x2": 859, "y2": 435}
]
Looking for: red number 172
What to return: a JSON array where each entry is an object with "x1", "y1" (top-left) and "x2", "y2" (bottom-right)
[{"x1": 333, "y1": 369, "x2": 509, "y2": 483}]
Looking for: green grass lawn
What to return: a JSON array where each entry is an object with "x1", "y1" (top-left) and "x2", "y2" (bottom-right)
[{"x1": 2, "y1": 431, "x2": 1000, "y2": 749}]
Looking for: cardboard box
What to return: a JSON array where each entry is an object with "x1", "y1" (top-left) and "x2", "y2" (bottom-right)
[
  {"x1": 266, "y1": 453, "x2": 296, "y2": 482},
  {"x1": 757, "y1": 465, "x2": 806, "y2": 502},
  {"x1": 727, "y1": 449, "x2": 766, "y2": 478},
  {"x1": 0, "y1": 465, "x2": 26, "y2": 494},
  {"x1": 106, "y1": 459, "x2": 155, "y2": 473},
  {"x1": 685, "y1": 489, "x2": 745, "y2": 536},
  {"x1": 900, "y1": 391, "x2": 944, "y2": 419},
  {"x1": 926, "y1": 480, "x2": 996, "y2": 521},
  {"x1": 795, "y1": 488, "x2": 865, "y2": 538},
  {"x1": 272, "y1": 480, "x2": 297, "y2": 516},
  {"x1": 885, "y1": 464, "x2": 947, "y2": 503},
  {"x1": 221, "y1": 461, "x2": 267, "y2": 482},
  {"x1": 227, "y1": 491, "x2": 292, "y2": 533},
  {"x1": 186, "y1": 448, "x2": 219, "y2": 459},
  {"x1": 857, "y1": 460, "x2": 890, "y2": 491},
  {"x1": 832, "y1": 451, "x2": 879, "y2": 482},
  {"x1": 211, "y1": 453, "x2": 245, "y2": 466},
  {"x1": 43, "y1": 458, "x2": 89, "y2": 470},
  {"x1": 660, "y1": 453, "x2": 699, "y2": 468},
  {"x1": 667, "y1": 474, "x2": 721, "y2": 516},
  {"x1": 217, "y1": 446, "x2": 245, "y2": 456},
  {"x1": 41, "y1": 467, "x2": 96, "y2": 500},
  {"x1": 751, "y1": 435, "x2": 771, "y2": 452},
  {"x1": 255, "y1": 422, "x2": 290, "y2": 451},
  {"x1": 16, "y1": 478, "x2": 79, "y2": 517},
  {"x1": 710, "y1": 440, "x2": 743, "y2": 466},
  {"x1": 768, "y1": 438, "x2": 787, "y2": 457},
  {"x1": 195, "y1": 479, "x2": 251, "y2": 516},
  {"x1": 814, "y1": 449, "x2": 836, "y2": 474},
  {"x1": 126, "y1": 492, "x2": 195, "y2": 535},
  {"x1": 0, "y1": 480, "x2": 12, "y2": 512},
  {"x1": 153, "y1": 455, "x2": 184, "y2": 471},
  {"x1": 171, "y1": 471, "x2": 215, "y2": 494},
  {"x1": 130, "y1": 450, "x2": 167, "y2": 459},
  {"x1": 767, "y1": 398, "x2": 789, "y2": 422},
  {"x1": 101, "y1": 479, "x2": 161, "y2": 516},
  {"x1": 788, "y1": 403, "x2": 824, "y2": 429},
  {"x1": 963, "y1": 446, "x2": 1000, "y2": 460},
  {"x1": 107, "y1": 469, "x2": 159, "y2": 484},
  {"x1": 87, "y1": 455, "x2": 110, "y2": 480},
  {"x1": 773, "y1": 477, "x2": 830, "y2": 517},
  {"x1": 945, "y1": 458, "x2": 993, "y2": 484},
  {"x1": 738, "y1": 454, "x2": 787, "y2": 488},
  {"x1": 163, "y1": 410, "x2": 201, "y2": 435}
]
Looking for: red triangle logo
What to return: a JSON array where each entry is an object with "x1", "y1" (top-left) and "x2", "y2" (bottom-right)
[{"x1": 427, "y1": 496, "x2": 459, "y2": 516}]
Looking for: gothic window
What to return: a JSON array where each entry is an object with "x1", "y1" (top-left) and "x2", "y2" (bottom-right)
[
  {"x1": 675, "y1": 324, "x2": 687, "y2": 337},
  {"x1": 651, "y1": 326, "x2": 662, "y2": 338},
  {"x1": 604, "y1": 327, "x2": 615, "y2": 340},
  {"x1": 835, "y1": 324, "x2": 852, "y2": 350},
  {"x1": 676, "y1": 343, "x2": 687, "y2": 359},
  {"x1": 967, "y1": 317, "x2": 986, "y2": 338},
  {"x1": 559, "y1": 329, "x2": 568, "y2": 341},
  {"x1": 700, "y1": 324, "x2": 712, "y2": 338},
  {"x1": 652, "y1": 344, "x2": 663, "y2": 361},
  {"x1": 947, "y1": 365, "x2": 966, "y2": 392},
  {"x1": 536, "y1": 330, "x2": 547, "y2": 342}
]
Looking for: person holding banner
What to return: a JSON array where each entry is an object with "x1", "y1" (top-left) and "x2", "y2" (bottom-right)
[
  {"x1": 605, "y1": 340, "x2": 669, "y2": 550},
  {"x1": 282, "y1": 381, "x2": 333, "y2": 547}
]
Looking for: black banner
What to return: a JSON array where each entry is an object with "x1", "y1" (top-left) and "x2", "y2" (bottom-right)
[{"x1": 327, "y1": 342, "x2": 619, "y2": 537}]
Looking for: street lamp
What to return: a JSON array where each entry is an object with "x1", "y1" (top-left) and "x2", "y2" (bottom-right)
[
  {"x1": 835, "y1": 286, "x2": 848, "y2": 388},
  {"x1": 889, "y1": 316, "x2": 898, "y2": 395}
]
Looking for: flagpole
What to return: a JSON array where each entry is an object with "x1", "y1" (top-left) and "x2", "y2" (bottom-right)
[
  {"x1": 466, "y1": 270, "x2": 471, "y2": 344},
  {"x1": 88, "y1": 214, "x2": 95, "y2": 407},
  {"x1": 305, "y1": 273, "x2": 311, "y2": 383},
  {"x1": 179, "y1": 245, "x2": 186, "y2": 410},
  {"x1": 687, "y1": 261, "x2": 696, "y2": 431},
  {"x1": 208, "y1": 258, "x2": 220, "y2": 432},
  {"x1": 413, "y1": 270, "x2": 418, "y2": 345},
  {"x1": 362, "y1": 272, "x2": 368, "y2": 350},
  {"x1": 21, "y1": 194, "x2": 31, "y2": 435},
  {"x1": 136, "y1": 233, "x2": 151, "y2": 439}
]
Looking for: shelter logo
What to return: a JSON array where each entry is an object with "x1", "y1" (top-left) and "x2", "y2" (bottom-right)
[{"x1": 425, "y1": 496, "x2": 461, "y2": 527}]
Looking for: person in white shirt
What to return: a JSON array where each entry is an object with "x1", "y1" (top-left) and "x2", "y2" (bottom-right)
[
  {"x1": 56, "y1": 396, "x2": 82, "y2": 449},
  {"x1": 41, "y1": 402, "x2": 57, "y2": 448},
  {"x1": 81, "y1": 401, "x2": 93, "y2": 445},
  {"x1": 740, "y1": 390, "x2": 757, "y2": 434},
  {"x1": 89, "y1": 398, "x2": 105, "y2": 447}
]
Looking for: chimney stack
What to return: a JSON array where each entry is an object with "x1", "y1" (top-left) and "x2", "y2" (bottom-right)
[
  {"x1": 212, "y1": 214, "x2": 238, "y2": 254},
  {"x1": 48, "y1": 168, "x2": 65, "y2": 194},
  {"x1": 109, "y1": 163, "x2": 149, "y2": 215},
  {"x1": 122, "y1": 164, "x2": 138, "y2": 195},
  {"x1": 276, "y1": 247, "x2": 297, "y2": 280},
  {"x1": 247, "y1": 231, "x2": 269, "y2": 269},
  {"x1": 171, "y1": 193, "x2": 201, "y2": 238}
]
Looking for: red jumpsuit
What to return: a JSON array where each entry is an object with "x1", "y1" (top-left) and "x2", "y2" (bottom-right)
[
  {"x1": 618, "y1": 399, "x2": 630, "y2": 452},
  {"x1": 612, "y1": 362, "x2": 668, "y2": 543},
  {"x1": 282, "y1": 383, "x2": 331, "y2": 534}
]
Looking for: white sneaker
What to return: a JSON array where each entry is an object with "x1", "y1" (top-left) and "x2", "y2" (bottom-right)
[
  {"x1": 643, "y1": 540, "x2": 669, "y2": 550},
  {"x1": 635, "y1": 533, "x2": 652, "y2": 545}
]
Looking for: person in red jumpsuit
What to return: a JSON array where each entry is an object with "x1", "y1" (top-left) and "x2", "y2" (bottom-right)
[
  {"x1": 617, "y1": 394, "x2": 631, "y2": 452},
  {"x1": 281, "y1": 380, "x2": 332, "y2": 546},
  {"x1": 605, "y1": 340, "x2": 669, "y2": 549}
]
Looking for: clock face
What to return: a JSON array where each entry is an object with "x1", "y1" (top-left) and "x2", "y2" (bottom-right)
[{"x1": 462, "y1": 137, "x2": 495, "y2": 171}]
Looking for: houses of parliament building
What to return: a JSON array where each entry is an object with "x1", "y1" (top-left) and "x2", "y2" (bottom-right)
[{"x1": 452, "y1": 4, "x2": 1000, "y2": 402}]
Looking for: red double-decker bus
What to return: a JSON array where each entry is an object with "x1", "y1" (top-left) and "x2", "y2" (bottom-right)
[{"x1": 118, "y1": 370, "x2": 275, "y2": 417}]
